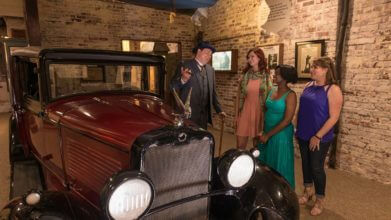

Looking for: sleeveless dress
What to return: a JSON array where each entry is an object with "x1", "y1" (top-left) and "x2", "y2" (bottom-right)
[
  {"x1": 258, "y1": 89, "x2": 295, "y2": 188},
  {"x1": 236, "y1": 79, "x2": 261, "y2": 137}
]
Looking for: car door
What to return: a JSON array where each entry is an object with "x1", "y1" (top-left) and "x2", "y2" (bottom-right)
[
  {"x1": 16, "y1": 57, "x2": 66, "y2": 190},
  {"x1": 2, "y1": 41, "x2": 30, "y2": 158},
  {"x1": 14, "y1": 57, "x2": 44, "y2": 159}
]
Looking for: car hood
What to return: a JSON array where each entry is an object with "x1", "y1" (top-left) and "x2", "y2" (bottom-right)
[{"x1": 46, "y1": 93, "x2": 179, "y2": 152}]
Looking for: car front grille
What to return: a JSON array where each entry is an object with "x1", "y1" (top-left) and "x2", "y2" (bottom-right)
[{"x1": 141, "y1": 137, "x2": 212, "y2": 220}]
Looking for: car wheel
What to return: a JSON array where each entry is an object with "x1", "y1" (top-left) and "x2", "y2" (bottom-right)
[
  {"x1": 250, "y1": 208, "x2": 285, "y2": 220},
  {"x1": 250, "y1": 211, "x2": 264, "y2": 220}
]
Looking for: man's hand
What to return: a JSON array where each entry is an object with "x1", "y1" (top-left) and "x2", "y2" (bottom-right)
[
  {"x1": 219, "y1": 112, "x2": 227, "y2": 118},
  {"x1": 181, "y1": 67, "x2": 192, "y2": 83}
]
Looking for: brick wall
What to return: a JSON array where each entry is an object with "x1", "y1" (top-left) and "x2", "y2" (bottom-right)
[
  {"x1": 38, "y1": 0, "x2": 195, "y2": 58},
  {"x1": 204, "y1": 0, "x2": 391, "y2": 184},
  {"x1": 338, "y1": 0, "x2": 391, "y2": 184}
]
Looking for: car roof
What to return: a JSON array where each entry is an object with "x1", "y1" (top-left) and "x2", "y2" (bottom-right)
[
  {"x1": 10, "y1": 47, "x2": 165, "y2": 64},
  {"x1": 39, "y1": 48, "x2": 165, "y2": 64},
  {"x1": 10, "y1": 46, "x2": 41, "y2": 57}
]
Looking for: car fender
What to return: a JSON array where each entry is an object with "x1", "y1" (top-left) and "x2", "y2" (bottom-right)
[
  {"x1": 211, "y1": 158, "x2": 299, "y2": 220},
  {"x1": 244, "y1": 161, "x2": 299, "y2": 220},
  {"x1": 0, "y1": 191, "x2": 102, "y2": 220}
]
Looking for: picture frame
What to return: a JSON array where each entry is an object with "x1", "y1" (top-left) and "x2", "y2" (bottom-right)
[
  {"x1": 295, "y1": 40, "x2": 325, "y2": 79},
  {"x1": 259, "y1": 43, "x2": 284, "y2": 70},
  {"x1": 211, "y1": 49, "x2": 238, "y2": 73}
]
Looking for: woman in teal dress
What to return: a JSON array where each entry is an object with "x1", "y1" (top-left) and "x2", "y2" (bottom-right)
[{"x1": 258, "y1": 65, "x2": 298, "y2": 188}]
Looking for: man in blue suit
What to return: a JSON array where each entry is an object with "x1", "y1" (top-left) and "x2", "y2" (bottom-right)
[{"x1": 171, "y1": 41, "x2": 226, "y2": 129}]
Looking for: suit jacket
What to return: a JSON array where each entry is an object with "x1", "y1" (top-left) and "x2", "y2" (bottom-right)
[{"x1": 170, "y1": 59, "x2": 222, "y2": 127}]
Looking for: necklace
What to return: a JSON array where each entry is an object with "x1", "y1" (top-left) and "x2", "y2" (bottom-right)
[{"x1": 248, "y1": 70, "x2": 263, "y2": 80}]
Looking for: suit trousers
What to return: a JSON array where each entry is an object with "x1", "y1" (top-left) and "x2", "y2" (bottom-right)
[{"x1": 193, "y1": 105, "x2": 208, "y2": 130}]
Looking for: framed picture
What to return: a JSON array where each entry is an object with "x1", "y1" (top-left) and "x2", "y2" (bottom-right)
[
  {"x1": 295, "y1": 40, "x2": 325, "y2": 78},
  {"x1": 259, "y1": 43, "x2": 284, "y2": 70},
  {"x1": 211, "y1": 49, "x2": 238, "y2": 73}
]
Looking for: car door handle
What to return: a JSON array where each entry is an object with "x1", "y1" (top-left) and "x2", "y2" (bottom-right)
[
  {"x1": 42, "y1": 154, "x2": 53, "y2": 161},
  {"x1": 69, "y1": 181, "x2": 83, "y2": 192}
]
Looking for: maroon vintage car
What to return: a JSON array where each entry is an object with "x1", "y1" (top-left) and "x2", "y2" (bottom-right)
[{"x1": 0, "y1": 39, "x2": 298, "y2": 220}]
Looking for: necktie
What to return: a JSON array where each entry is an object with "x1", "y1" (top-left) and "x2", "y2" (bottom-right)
[{"x1": 199, "y1": 65, "x2": 206, "y2": 77}]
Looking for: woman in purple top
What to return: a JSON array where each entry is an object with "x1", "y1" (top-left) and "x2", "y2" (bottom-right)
[{"x1": 296, "y1": 57, "x2": 343, "y2": 216}]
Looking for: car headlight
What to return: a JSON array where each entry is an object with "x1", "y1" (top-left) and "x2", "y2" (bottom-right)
[
  {"x1": 101, "y1": 171, "x2": 154, "y2": 220},
  {"x1": 218, "y1": 149, "x2": 255, "y2": 188}
]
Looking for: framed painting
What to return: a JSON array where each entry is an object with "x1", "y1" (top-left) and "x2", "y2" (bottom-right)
[
  {"x1": 259, "y1": 43, "x2": 283, "y2": 70},
  {"x1": 295, "y1": 40, "x2": 325, "y2": 78},
  {"x1": 211, "y1": 49, "x2": 238, "y2": 73}
]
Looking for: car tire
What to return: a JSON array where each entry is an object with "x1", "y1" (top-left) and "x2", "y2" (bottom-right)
[{"x1": 250, "y1": 208, "x2": 285, "y2": 220}]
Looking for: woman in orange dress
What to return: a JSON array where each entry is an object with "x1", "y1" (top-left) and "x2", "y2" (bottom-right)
[{"x1": 236, "y1": 48, "x2": 272, "y2": 149}]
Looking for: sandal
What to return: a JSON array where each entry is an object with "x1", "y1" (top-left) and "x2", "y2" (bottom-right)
[
  {"x1": 298, "y1": 187, "x2": 314, "y2": 205},
  {"x1": 310, "y1": 199, "x2": 324, "y2": 216}
]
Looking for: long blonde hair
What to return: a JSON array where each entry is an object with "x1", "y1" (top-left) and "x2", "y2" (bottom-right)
[{"x1": 312, "y1": 56, "x2": 338, "y2": 85}]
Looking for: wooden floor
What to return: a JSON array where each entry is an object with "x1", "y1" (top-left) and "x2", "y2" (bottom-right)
[{"x1": 1, "y1": 112, "x2": 391, "y2": 219}]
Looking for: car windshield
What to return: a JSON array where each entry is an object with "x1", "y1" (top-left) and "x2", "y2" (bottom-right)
[{"x1": 48, "y1": 63, "x2": 160, "y2": 99}]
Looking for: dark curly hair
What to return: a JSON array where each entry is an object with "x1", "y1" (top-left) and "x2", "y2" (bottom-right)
[{"x1": 276, "y1": 65, "x2": 298, "y2": 84}]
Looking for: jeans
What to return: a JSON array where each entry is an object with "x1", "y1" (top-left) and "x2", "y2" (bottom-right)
[{"x1": 298, "y1": 138, "x2": 331, "y2": 198}]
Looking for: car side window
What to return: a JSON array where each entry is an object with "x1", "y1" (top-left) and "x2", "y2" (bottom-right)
[
  {"x1": 147, "y1": 66, "x2": 159, "y2": 94},
  {"x1": 20, "y1": 61, "x2": 40, "y2": 101},
  {"x1": 129, "y1": 65, "x2": 143, "y2": 90}
]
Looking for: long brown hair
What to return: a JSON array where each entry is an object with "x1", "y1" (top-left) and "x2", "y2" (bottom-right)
[
  {"x1": 243, "y1": 48, "x2": 268, "y2": 74},
  {"x1": 312, "y1": 56, "x2": 338, "y2": 85}
]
